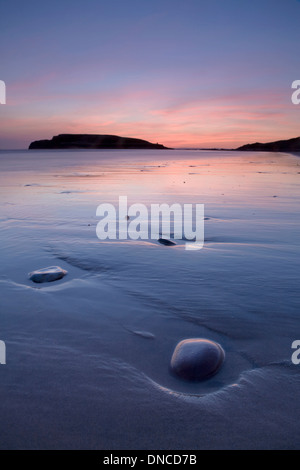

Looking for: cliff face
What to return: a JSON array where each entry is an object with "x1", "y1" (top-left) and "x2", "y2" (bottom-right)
[
  {"x1": 237, "y1": 137, "x2": 300, "y2": 152},
  {"x1": 29, "y1": 134, "x2": 170, "y2": 150}
]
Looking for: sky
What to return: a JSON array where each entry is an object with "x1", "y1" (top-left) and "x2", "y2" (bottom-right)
[{"x1": 0, "y1": 0, "x2": 299, "y2": 149}]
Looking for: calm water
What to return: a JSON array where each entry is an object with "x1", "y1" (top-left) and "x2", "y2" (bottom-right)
[{"x1": 0, "y1": 149, "x2": 299, "y2": 449}]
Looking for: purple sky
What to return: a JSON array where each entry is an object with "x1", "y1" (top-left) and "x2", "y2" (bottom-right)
[{"x1": 0, "y1": 0, "x2": 299, "y2": 149}]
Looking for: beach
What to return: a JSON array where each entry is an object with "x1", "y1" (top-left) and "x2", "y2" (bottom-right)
[{"x1": 0, "y1": 149, "x2": 299, "y2": 449}]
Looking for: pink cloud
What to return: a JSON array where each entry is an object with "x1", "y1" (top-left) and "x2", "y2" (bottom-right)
[{"x1": 1, "y1": 75, "x2": 298, "y2": 149}]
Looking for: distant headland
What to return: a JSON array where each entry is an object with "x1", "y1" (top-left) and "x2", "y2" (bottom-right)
[
  {"x1": 28, "y1": 134, "x2": 171, "y2": 150},
  {"x1": 237, "y1": 136, "x2": 300, "y2": 152},
  {"x1": 185, "y1": 136, "x2": 300, "y2": 152},
  {"x1": 28, "y1": 134, "x2": 300, "y2": 152}
]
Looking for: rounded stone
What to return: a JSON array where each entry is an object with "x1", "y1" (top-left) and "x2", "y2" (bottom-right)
[
  {"x1": 170, "y1": 338, "x2": 225, "y2": 381},
  {"x1": 158, "y1": 238, "x2": 176, "y2": 246},
  {"x1": 29, "y1": 266, "x2": 67, "y2": 283}
]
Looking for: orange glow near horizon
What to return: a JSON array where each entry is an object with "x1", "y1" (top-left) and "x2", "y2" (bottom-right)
[{"x1": 1, "y1": 74, "x2": 299, "y2": 149}]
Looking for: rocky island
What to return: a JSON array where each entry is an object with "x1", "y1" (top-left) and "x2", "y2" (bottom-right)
[
  {"x1": 237, "y1": 136, "x2": 300, "y2": 152},
  {"x1": 29, "y1": 134, "x2": 171, "y2": 150}
]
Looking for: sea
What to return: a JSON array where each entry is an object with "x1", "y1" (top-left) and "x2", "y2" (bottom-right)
[{"x1": 0, "y1": 148, "x2": 299, "y2": 449}]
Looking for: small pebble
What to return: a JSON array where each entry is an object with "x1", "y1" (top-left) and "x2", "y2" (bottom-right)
[
  {"x1": 29, "y1": 266, "x2": 67, "y2": 283},
  {"x1": 158, "y1": 238, "x2": 176, "y2": 246}
]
